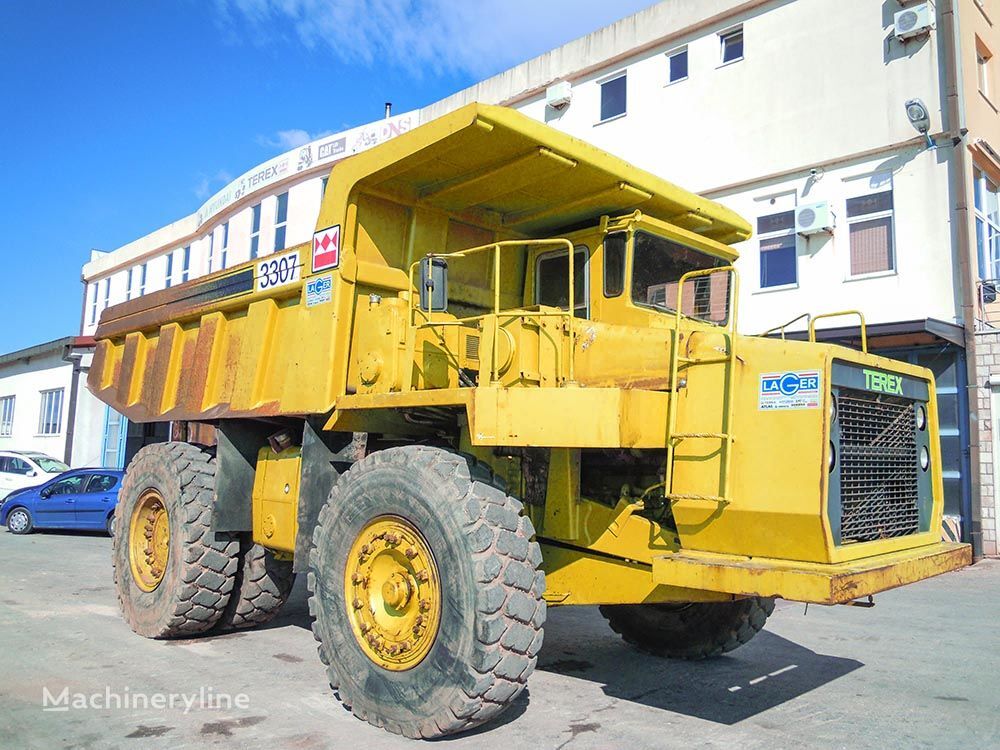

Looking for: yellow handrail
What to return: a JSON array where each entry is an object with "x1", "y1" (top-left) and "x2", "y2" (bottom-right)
[
  {"x1": 761, "y1": 312, "x2": 811, "y2": 339},
  {"x1": 408, "y1": 238, "x2": 577, "y2": 386},
  {"x1": 808, "y1": 310, "x2": 868, "y2": 353},
  {"x1": 662, "y1": 265, "x2": 739, "y2": 507}
]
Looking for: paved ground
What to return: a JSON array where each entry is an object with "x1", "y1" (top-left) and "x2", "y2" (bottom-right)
[{"x1": 0, "y1": 530, "x2": 997, "y2": 750}]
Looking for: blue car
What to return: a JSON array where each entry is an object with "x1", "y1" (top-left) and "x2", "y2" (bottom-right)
[{"x1": 0, "y1": 469, "x2": 125, "y2": 536}]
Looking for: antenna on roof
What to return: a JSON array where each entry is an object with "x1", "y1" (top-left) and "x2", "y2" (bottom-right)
[{"x1": 385, "y1": 102, "x2": 392, "y2": 119}]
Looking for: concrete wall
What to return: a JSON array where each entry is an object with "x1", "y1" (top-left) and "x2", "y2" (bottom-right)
[{"x1": 974, "y1": 329, "x2": 999, "y2": 556}]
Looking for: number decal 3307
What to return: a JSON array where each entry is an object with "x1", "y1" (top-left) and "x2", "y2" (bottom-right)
[{"x1": 256, "y1": 251, "x2": 301, "y2": 291}]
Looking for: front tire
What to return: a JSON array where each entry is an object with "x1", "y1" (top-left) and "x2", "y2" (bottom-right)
[
  {"x1": 600, "y1": 597, "x2": 775, "y2": 660},
  {"x1": 112, "y1": 442, "x2": 239, "y2": 639},
  {"x1": 7, "y1": 508, "x2": 33, "y2": 535},
  {"x1": 308, "y1": 446, "x2": 545, "y2": 738}
]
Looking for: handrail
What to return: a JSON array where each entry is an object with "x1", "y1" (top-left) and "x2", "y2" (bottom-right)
[
  {"x1": 808, "y1": 310, "x2": 868, "y2": 353},
  {"x1": 663, "y1": 265, "x2": 739, "y2": 508},
  {"x1": 408, "y1": 238, "x2": 577, "y2": 386},
  {"x1": 761, "y1": 312, "x2": 811, "y2": 339}
]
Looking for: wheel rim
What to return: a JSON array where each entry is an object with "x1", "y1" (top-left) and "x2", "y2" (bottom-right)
[
  {"x1": 9, "y1": 510, "x2": 27, "y2": 532},
  {"x1": 344, "y1": 516, "x2": 441, "y2": 671},
  {"x1": 128, "y1": 489, "x2": 169, "y2": 592}
]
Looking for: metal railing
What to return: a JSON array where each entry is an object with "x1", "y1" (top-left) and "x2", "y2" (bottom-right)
[
  {"x1": 662, "y1": 265, "x2": 739, "y2": 508},
  {"x1": 408, "y1": 238, "x2": 578, "y2": 387}
]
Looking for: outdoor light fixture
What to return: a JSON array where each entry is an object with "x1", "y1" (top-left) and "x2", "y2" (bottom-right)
[{"x1": 904, "y1": 98, "x2": 935, "y2": 149}]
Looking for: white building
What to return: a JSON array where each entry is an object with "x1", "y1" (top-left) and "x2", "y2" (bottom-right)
[
  {"x1": 0, "y1": 337, "x2": 115, "y2": 468},
  {"x1": 78, "y1": 0, "x2": 999, "y2": 554}
]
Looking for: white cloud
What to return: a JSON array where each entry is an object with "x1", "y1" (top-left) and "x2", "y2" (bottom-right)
[
  {"x1": 193, "y1": 169, "x2": 235, "y2": 200},
  {"x1": 214, "y1": 0, "x2": 657, "y2": 77},
  {"x1": 256, "y1": 128, "x2": 336, "y2": 151}
]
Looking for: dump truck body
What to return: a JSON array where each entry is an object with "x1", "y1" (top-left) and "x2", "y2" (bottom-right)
[{"x1": 90, "y1": 103, "x2": 970, "y2": 738}]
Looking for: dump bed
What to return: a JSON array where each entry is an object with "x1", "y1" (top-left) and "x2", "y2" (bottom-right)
[{"x1": 88, "y1": 103, "x2": 750, "y2": 423}]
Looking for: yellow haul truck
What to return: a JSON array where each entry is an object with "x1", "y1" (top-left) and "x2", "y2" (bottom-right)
[{"x1": 90, "y1": 104, "x2": 971, "y2": 738}]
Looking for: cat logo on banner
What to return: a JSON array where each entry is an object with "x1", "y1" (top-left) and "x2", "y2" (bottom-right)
[{"x1": 313, "y1": 225, "x2": 340, "y2": 272}]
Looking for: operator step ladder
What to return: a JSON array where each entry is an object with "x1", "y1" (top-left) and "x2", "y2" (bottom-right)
[{"x1": 662, "y1": 266, "x2": 739, "y2": 508}]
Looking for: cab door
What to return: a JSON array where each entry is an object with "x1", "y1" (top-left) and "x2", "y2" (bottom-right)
[
  {"x1": 75, "y1": 474, "x2": 119, "y2": 528},
  {"x1": 36, "y1": 474, "x2": 87, "y2": 528}
]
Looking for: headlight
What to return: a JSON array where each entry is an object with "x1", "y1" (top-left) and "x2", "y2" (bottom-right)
[
  {"x1": 828, "y1": 441, "x2": 837, "y2": 473},
  {"x1": 916, "y1": 404, "x2": 927, "y2": 431},
  {"x1": 920, "y1": 446, "x2": 930, "y2": 471},
  {"x1": 830, "y1": 394, "x2": 838, "y2": 424}
]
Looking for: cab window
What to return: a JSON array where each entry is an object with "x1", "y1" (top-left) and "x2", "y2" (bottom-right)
[
  {"x1": 631, "y1": 232, "x2": 729, "y2": 324},
  {"x1": 535, "y1": 246, "x2": 589, "y2": 318},
  {"x1": 603, "y1": 233, "x2": 626, "y2": 297}
]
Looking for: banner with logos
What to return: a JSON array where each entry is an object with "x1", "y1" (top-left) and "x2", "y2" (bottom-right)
[{"x1": 195, "y1": 111, "x2": 419, "y2": 226}]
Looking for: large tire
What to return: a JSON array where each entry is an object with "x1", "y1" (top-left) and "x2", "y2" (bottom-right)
[
  {"x1": 308, "y1": 445, "x2": 545, "y2": 739},
  {"x1": 112, "y1": 442, "x2": 239, "y2": 639},
  {"x1": 599, "y1": 597, "x2": 775, "y2": 660},
  {"x1": 214, "y1": 537, "x2": 296, "y2": 631}
]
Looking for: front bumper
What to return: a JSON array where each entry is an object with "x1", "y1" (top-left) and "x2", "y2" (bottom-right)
[{"x1": 651, "y1": 541, "x2": 971, "y2": 604}]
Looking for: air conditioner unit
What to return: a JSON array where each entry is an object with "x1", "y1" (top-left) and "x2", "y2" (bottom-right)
[
  {"x1": 546, "y1": 81, "x2": 572, "y2": 109},
  {"x1": 795, "y1": 201, "x2": 835, "y2": 236},
  {"x1": 894, "y1": 2, "x2": 935, "y2": 41}
]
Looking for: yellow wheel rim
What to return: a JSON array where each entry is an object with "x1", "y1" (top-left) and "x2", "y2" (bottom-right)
[
  {"x1": 128, "y1": 489, "x2": 170, "y2": 592},
  {"x1": 345, "y1": 516, "x2": 441, "y2": 671}
]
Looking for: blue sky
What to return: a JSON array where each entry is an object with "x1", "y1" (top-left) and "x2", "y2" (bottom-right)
[{"x1": 0, "y1": 0, "x2": 654, "y2": 354}]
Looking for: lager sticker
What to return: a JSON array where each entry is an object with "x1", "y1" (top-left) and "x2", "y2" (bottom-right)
[
  {"x1": 759, "y1": 370, "x2": 821, "y2": 410},
  {"x1": 306, "y1": 274, "x2": 333, "y2": 307}
]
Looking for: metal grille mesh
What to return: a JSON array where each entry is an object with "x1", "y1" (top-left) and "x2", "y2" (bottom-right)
[{"x1": 838, "y1": 389, "x2": 919, "y2": 543}]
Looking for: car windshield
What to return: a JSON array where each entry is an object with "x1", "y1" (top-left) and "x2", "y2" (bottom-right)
[
  {"x1": 630, "y1": 231, "x2": 730, "y2": 325},
  {"x1": 33, "y1": 456, "x2": 69, "y2": 473}
]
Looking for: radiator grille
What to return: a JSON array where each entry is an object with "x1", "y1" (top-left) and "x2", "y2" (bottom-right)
[
  {"x1": 837, "y1": 389, "x2": 920, "y2": 543},
  {"x1": 464, "y1": 334, "x2": 480, "y2": 361}
]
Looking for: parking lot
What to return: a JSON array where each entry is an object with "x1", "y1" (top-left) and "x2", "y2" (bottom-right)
[{"x1": 0, "y1": 529, "x2": 997, "y2": 750}]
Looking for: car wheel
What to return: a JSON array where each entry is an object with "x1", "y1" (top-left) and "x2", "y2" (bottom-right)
[
  {"x1": 106, "y1": 513, "x2": 116, "y2": 537},
  {"x1": 7, "y1": 508, "x2": 33, "y2": 535}
]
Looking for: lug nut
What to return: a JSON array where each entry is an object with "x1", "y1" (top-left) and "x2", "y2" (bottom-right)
[
  {"x1": 404, "y1": 547, "x2": 417, "y2": 559},
  {"x1": 360, "y1": 544, "x2": 371, "y2": 555},
  {"x1": 415, "y1": 570, "x2": 429, "y2": 583},
  {"x1": 419, "y1": 599, "x2": 431, "y2": 612},
  {"x1": 351, "y1": 572, "x2": 363, "y2": 584},
  {"x1": 353, "y1": 598, "x2": 364, "y2": 610},
  {"x1": 360, "y1": 622, "x2": 371, "y2": 634},
  {"x1": 385, "y1": 532, "x2": 400, "y2": 544}
]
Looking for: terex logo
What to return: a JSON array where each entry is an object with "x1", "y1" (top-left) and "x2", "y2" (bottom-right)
[
  {"x1": 761, "y1": 372, "x2": 820, "y2": 396},
  {"x1": 864, "y1": 369, "x2": 903, "y2": 395}
]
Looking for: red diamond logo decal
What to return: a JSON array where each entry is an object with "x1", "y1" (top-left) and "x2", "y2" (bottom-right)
[{"x1": 313, "y1": 225, "x2": 340, "y2": 272}]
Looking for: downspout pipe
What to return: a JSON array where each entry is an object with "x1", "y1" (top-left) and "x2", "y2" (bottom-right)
[
  {"x1": 60, "y1": 344, "x2": 83, "y2": 467},
  {"x1": 940, "y1": 0, "x2": 983, "y2": 560}
]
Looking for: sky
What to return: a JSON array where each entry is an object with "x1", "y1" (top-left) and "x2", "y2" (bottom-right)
[{"x1": 0, "y1": 0, "x2": 655, "y2": 354}]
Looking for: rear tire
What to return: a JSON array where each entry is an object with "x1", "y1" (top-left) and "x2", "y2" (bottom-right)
[
  {"x1": 308, "y1": 445, "x2": 545, "y2": 738},
  {"x1": 112, "y1": 442, "x2": 239, "y2": 639},
  {"x1": 214, "y1": 537, "x2": 295, "y2": 631},
  {"x1": 7, "y1": 508, "x2": 33, "y2": 535},
  {"x1": 599, "y1": 597, "x2": 775, "y2": 660}
]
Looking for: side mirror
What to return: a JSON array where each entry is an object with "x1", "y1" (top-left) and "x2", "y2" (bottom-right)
[
  {"x1": 26, "y1": 470, "x2": 36, "y2": 478},
  {"x1": 419, "y1": 257, "x2": 448, "y2": 313},
  {"x1": 40, "y1": 487, "x2": 51, "y2": 499}
]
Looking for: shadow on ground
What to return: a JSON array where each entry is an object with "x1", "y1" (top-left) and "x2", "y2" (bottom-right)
[{"x1": 261, "y1": 579, "x2": 862, "y2": 726}]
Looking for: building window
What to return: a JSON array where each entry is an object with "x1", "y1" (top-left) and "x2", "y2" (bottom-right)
[
  {"x1": 0, "y1": 396, "x2": 14, "y2": 436},
  {"x1": 720, "y1": 26, "x2": 744, "y2": 65},
  {"x1": 138, "y1": 262, "x2": 147, "y2": 295},
  {"x1": 599, "y1": 72, "x2": 627, "y2": 122},
  {"x1": 126, "y1": 267, "x2": 134, "y2": 301},
  {"x1": 321, "y1": 177, "x2": 329, "y2": 199},
  {"x1": 274, "y1": 192, "x2": 289, "y2": 252},
  {"x1": 103, "y1": 278, "x2": 110, "y2": 308},
  {"x1": 38, "y1": 388, "x2": 64, "y2": 436},
  {"x1": 182, "y1": 245, "x2": 191, "y2": 282},
  {"x1": 847, "y1": 190, "x2": 895, "y2": 276},
  {"x1": 667, "y1": 47, "x2": 688, "y2": 84},
  {"x1": 221, "y1": 221, "x2": 229, "y2": 269},
  {"x1": 975, "y1": 167, "x2": 1000, "y2": 280},
  {"x1": 250, "y1": 203, "x2": 262, "y2": 259},
  {"x1": 165, "y1": 251, "x2": 174, "y2": 288},
  {"x1": 207, "y1": 231, "x2": 215, "y2": 274},
  {"x1": 978, "y1": 41, "x2": 993, "y2": 100},
  {"x1": 88, "y1": 283, "x2": 98, "y2": 325},
  {"x1": 757, "y1": 210, "x2": 797, "y2": 288}
]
